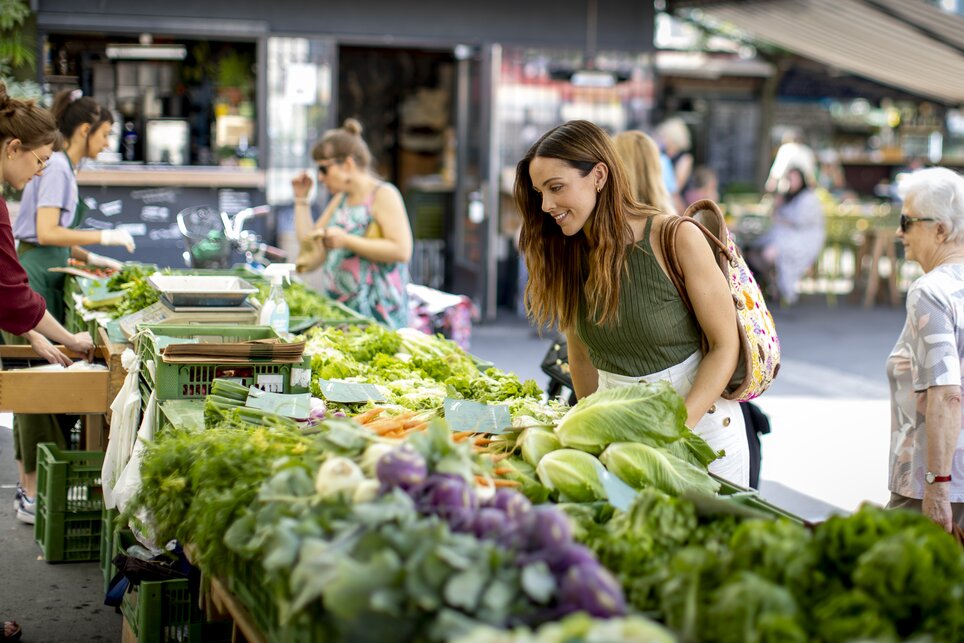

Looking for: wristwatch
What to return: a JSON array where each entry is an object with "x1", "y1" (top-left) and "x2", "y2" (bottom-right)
[{"x1": 925, "y1": 471, "x2": 952, "y2": 484}]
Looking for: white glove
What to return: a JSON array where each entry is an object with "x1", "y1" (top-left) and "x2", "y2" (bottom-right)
[
  {"x1": 87, "y1": 252, "x2": 124, "y2": 270},
  {"x1": 101, "y1": 229, "x2": 136, "y2": 253}
]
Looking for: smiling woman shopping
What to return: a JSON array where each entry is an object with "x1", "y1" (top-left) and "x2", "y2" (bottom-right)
[
  {"x1": 293, "y1": 118, "x2": 412, "y2": 329},
  {"x1": 886, "y1": 167, "x2": 964, "y2": 533},
  {"x1": 515, "y1": 120, "x2": 749, "y2": 485}
]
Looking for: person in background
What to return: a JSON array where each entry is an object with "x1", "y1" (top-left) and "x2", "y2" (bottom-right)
[
  {"x1": 886, "y1": 167, "x2": 964, "y2": 532},
  {"x1": 612, "y1": 130, "x2": 676, "y2": 215},
  {"x1": 766, "y1": 127, "x2": 817, "y2": 193},
  {"x1": 746, "y1": 167, "x2": 826, "y2": 306},
  {"x1": 683, "y1": 166, "x2": 720, "y2": 207},
  {"x1": 293, "y1": 118, "x2": 412, "y2": 329},
  {"x1": 12, "y1": 90, "x2": 134, "y2": 322},
  {"x1": 655, "y1": 116, "x2": 693, "y2": 213},
  {"x1": 516, "y1": 120, "x2": 749, "y2": 485},
  {"x1": 5, "y1": 90, "x2": 133, "y2": 526},
  {"x1": 1, "y1": 82, "x2": 95, "y2": 542}
]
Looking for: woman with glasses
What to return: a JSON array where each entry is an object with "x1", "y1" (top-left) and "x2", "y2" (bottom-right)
[
  {"x1": 886, "y1": 167, "x2": 964, "y2": 533},
  {"x1": 11, "y1": 89, "x2": 135, "y2": 324},
  {"x1": 5, "y1": 90, "x2": 134, "y2": 526},
  {"x1": 1, "y1": 83, "x2": 96, "y2": 536},
  {"x1": 293, "y1": 118, "x2": 412, "y2": 329}
]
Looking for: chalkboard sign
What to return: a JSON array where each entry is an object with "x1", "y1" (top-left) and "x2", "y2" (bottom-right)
[
  {"x1": 77, "y1": 184, "x2": 269, "y2": 268},
  {"x1": 706, "y1": 100, "x2": 762, "y2": 191}
]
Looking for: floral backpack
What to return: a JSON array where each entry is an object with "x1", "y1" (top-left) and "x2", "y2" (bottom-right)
[{"x1": 660, "y1": 199, "x2": 781, "y2": 401}]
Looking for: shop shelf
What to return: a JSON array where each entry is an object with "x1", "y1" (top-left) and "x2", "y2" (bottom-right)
[
  {"x1": 136, "y1": 325, "x2": 311, "y2": 402},
  {"x1": 34, "y1": 506, "x2": 102, "y2": 562},
  {"x1": 35, "y1": 443, "x2": 105, "y2": 514}
]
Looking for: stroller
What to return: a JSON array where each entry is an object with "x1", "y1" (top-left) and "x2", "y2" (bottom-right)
[{"x1": 177, "y1": 204, "x2": 286, "y2": 269}]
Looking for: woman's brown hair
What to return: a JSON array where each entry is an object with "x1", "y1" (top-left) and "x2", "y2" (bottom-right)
[
  {"x1": 0, "y1": 82, "x2": 59, "y2": 151},
  {"x1": 50, "y1": 89, "x2": 103, "y2": 140},
  {"x1": 311, "y1": 117, "x2": 372, "y2": 170},
  {"x1": 515, "y1": 120, "x2": 658, "y2": 330}
]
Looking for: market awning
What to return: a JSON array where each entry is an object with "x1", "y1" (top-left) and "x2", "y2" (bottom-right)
[{"x1": 668, "y1": 0, "x2": 964, "y2": 105}]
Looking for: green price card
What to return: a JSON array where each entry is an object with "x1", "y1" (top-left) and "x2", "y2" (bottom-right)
[
  {"x1": 443, "y1": 398, "x2": 511, "y2": 435},
  {"x1": 317, "y1": 378, "x2": 388, "y2": 403}
]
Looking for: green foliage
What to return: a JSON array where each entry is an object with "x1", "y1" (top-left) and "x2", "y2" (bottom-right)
[{"x1": 0, "y1": 0, "x2": 35, "y2": 76}]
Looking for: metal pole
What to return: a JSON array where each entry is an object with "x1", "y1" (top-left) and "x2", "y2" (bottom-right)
[{"x1": 482, "y1": 43, "x2": 502, "y2": 321}]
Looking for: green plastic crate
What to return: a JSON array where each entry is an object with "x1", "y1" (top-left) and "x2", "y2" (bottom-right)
[
  {"x1": 35, "y1": 506, "x2": 102, "y2": 562},
  {"x1": 115, "y1": 530, "x2": 232, "y2": 643},
  {"x1": 228, "y1": 558, "x2": 330, "y2": 643},
  {"x1": 35, "y1": 443, "x2": 104, "y2": 514},
  {"x1": 136, "y1": 325, "x2": 311, "y2": 401}
]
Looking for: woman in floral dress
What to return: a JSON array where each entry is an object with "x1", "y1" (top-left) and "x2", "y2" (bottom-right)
[{"x1": 293, "y1": 118, "x2": 412, "y2": 329}]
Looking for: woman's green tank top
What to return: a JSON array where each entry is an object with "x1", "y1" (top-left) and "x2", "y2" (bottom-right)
[{"x1": 575, "y1": 216, "x2": 701, "y2": 377}]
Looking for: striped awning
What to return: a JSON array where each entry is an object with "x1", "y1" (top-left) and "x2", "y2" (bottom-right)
[{"x1": 670, "y1": 0, "x2": 964, "y2": 105}]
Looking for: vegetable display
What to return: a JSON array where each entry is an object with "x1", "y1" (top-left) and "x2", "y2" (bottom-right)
[{"x1": 116, "y1": 285, "x2": 964, "y2": 643}]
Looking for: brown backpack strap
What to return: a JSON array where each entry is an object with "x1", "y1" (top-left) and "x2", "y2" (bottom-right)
[{"x1": 659, "y1": 215, "x2": 692, "y2": 314}]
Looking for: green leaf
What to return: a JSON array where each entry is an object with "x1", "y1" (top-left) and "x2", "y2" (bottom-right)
[
  {"x1": 599, "y1": 442, "x2": 720, "y2": 497},
  {"x1": 443, "y1": 566, "x2": 489, "y2": 611},
  {"x1": 323, "y1": 549, "x2": 403, "y2": 620},
  {"x1": 555, "y1": 381, "x2": 689, "y2": 454},
  {"x1": 521, "y1": 561, "x2": 556, "y2": 604}
]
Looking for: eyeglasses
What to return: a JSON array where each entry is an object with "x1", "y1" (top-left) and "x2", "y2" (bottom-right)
[
  {"x1": 899, "y1": 213, "x2": 937, "y2": 233},
  {"x1": 316, "y1": 158, "x2": 345, "y2": 177},
  {"x1": 30, "y1": 149, "x2": 48, "y2": 172}
]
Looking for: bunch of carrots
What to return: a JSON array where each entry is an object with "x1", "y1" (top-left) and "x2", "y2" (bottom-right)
[{"x1": 351, "y1": 406, "x2": 520, "y2": 487}]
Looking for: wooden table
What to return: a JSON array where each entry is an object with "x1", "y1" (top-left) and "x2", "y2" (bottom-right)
[{"x1": 0, "y1": 345, "x2": 111, "y2": 448}]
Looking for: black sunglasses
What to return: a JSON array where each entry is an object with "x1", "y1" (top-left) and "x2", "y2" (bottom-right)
[
  {"x1": 899, "y1": 213, "x2": 937, "y2": 233},
  {"x1": 316, "y1": 158, "x2": 345, "y2": 177}
]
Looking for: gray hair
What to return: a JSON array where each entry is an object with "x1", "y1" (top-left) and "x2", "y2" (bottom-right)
[{"x1": 898, "y1": 167, "x2": 964, "y2": 243}]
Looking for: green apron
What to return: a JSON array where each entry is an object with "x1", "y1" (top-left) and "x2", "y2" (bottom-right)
[
  {"x1": 16, "y1": 195, "x2": 87, "y2": 323},
  {"x1": 5, "y1": 179, "x2": 86, "y2": 473}
]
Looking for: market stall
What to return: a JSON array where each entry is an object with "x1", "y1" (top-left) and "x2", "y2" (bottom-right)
[{"x1": 20, "y1": 265, "x2": 964, "y2": 643}]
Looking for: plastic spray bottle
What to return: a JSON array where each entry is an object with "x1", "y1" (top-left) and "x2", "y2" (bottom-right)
[{"x1": 259, "y1": 263, "x2": 295, "y2": 335}]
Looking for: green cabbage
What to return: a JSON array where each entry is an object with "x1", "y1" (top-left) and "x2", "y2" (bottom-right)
[
  {"x1": 519, "y1": 427, "x2": 562, "y2": 467},
  {"x1": 599, "y1": 442, "x2": 720, "y2": 497},
  {"x1": 554, "y1": 382, "x2": 688, "y2": 455},
  {"x1": 535, "y1": 449, "x2": 606, "y2": 503}
]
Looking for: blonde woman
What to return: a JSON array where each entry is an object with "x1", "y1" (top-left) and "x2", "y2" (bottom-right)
[
  {"x1": 655, "y1": 116, "x2": 694, "y2": 213},
  {"x1": 516, "y1": 120, "x2": 749, "y2": 485},
  {"x1": 612, "y1": 130, "x2": 676, "y2": 215}
]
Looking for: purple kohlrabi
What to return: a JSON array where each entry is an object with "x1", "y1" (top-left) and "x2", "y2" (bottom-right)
[
  {"x1": 558, "y1": 562, "x2": 627, "y2": 618},
  {"x1": 413, "y1": 473, "x2": 478, "y2": 531},
  {"x1": 472, "y1": 507, "x2": 510, "y2": 541},
  {"x1": 520, "y1": 505, "x2": 573, "y2": 552},
  {"x1": 375, "y1": 444, "x2": 428, "y2": 490},
  {"x1": 486, "y1": 488, "x2": 532, "y2": 523}
]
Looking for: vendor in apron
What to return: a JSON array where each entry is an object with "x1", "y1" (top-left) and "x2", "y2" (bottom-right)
[{"x1": 6, "y1": 89, "x2": 136, "y2": 525}]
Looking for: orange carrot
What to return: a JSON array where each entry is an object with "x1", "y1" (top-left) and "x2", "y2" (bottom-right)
[
  {"x1": 492, "y1": 479, "x2": 521, "y2": 487},
  {"x1": 354, "y1": 407, "x2": 384, "y2": 424},
  {"x1": 493, "y1": 467, "x2": 513, "y2": 475},
  {"x1": 451, "y1": 430, "x2": 475, "y2": 442}
]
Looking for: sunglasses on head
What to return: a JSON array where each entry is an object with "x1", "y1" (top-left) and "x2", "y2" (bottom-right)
[
  {"x1": 316, "y1": 158, "x2": 345, "y2": 177},
  {"x1": 899, "y1": 213, "x2": 937, "y2": 233}
]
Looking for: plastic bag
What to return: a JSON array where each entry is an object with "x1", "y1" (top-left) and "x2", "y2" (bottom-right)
[{"x1": 101, "y1": 349, "x2": 142, "y2": 509}]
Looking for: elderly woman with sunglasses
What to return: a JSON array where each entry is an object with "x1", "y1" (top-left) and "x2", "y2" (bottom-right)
[
  {"x1": 292, "y1": 118, "x2": 412, "y2": 329},
  {"x1": 886, "y1": 167, "x2": 964, "y2": 533}
]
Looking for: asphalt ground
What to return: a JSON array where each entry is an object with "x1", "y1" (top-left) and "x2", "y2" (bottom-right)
[{"x1": 0, "y1": 293, "x2": 909, "y2": 641}]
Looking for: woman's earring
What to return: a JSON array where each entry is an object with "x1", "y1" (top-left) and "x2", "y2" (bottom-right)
[{"x1": 596, "y1": 185, "x2": 601, "y2": 193}]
